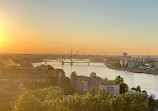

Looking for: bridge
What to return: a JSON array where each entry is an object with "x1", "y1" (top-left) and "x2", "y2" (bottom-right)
[
  {"x1": 44, "y1": 59, "x2": 91, "y2": 66},
  {"x1": 44, "y1": 50, "x2": 91, "y2": 65}
]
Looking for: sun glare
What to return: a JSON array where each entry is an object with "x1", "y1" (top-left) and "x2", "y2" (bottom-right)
[{"x1": 0, "y1": 20, "x2": 4, "y2": 48}]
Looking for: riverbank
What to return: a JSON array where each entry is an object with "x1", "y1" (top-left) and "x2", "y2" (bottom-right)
[{"x1": 106, "y1": 64, "x2": 158, "y2": 75}]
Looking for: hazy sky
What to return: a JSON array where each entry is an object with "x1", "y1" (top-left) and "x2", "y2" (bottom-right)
[{"x1": 0, "y1": 0, "x2": 158, "y2": 55}]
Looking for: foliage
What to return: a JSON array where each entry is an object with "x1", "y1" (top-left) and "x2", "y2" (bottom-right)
[
  {"x1": 148, "y1": 94, "x2": 158, "y2": 111},
  {"x1": 90, "y1": 72, "x2": 97, "y2": 78},
  {"x1": 47, "y1": 65, "x2": 55, "y2": 70},
  {"x1": 114, "y1": 75, "x2": 124, "y2": 83},
  {"x1": 14, "y1": 91, "x2": 41, "y2": 111},
  {"x1": 27, "y1": 74, "x2": 75, "y2": 95},
  {"x1": 131, "y1": 85, "x2": 141, "y2": 92},
  {"x1": 90, "y1": 72, "x2": 102, "y2": 80},
  {"x1": 114, "y1": 75, "x2": 129, "y2": 94},
  {"x1": 3, "y1": 85, "x2": 149, "y2": 111},
  {"x1": 111, "y1": 93, "x2": 148, "y2": 111},
  {"x1": 120, "y1": 82, "x2": 129, "y2": 94},
  {"x1": 58, "y1": 77, "x2": 76, "y2": 95},
  {"x1": 70, "y1": 71, "x2": 77, "y2": 78}
]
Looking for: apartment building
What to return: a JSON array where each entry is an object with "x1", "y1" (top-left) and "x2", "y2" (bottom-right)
[{"x1": 71, "y1": 75, "x2": 120, "y2": 97}]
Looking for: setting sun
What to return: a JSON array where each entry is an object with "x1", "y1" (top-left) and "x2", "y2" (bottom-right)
[{"x1": 0, "y1": 20, "x2": 4, "y2": 48}]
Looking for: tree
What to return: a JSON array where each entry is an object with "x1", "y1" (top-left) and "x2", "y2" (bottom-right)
[
  {"x1": 47, "y1": 65, "x2": 54, "y2": 70},
  {"x1": 46, "y1": 87, "x2": 64, "y2": 100},
  {"x1": 15, "y1": 91, "x2": 41, "y2": 111},
  {"x1": 44, "y1": 97, "x2": 65, "y2": 111},
  {"x1": 12, "y1": 85, "x2": 149, "y2": 111},
  {"x1": 82, "y1": 89, "x2": 111, "y2": 111},
  {"x1": 89, "y1": 72, "x2": 102, "y2": 80},
  {"x1": 148, "y1": 94, "x2": 156, "y2": 111},
  {"x1": 114, "y1": 75, "x2": 129, "y2": 94},
  {"x1": 70, "y1": 71, "x2": 77, "y2": 78},
  {"x1": 114, "y1": 75, "x2": 124, "y2": 83},
  {"x1": 58, "y1": 77, "x2": 76, "y2": 95},
  {"x1": 111, "y1": 93, "x2": 148, "y2": 111},
  {"x1": 90, "y1": 72, "x2": 96, "y2": 78},
  {"x1": 87, "y1": 88, "x2": 97, "y2": 96},
  {"x1": 66, "y1": 93, "x2": 83, "y2": 111},
  {"x1": 131, "y1": 85, "x2": 141, "y2": 92},
  {"x1": 120, "y1": 82, "x2": 129, "y2": 94}
]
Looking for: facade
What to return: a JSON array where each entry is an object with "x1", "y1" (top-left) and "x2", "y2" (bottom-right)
[
  {"x1": 123, "y1": 53, "x2": 128, "y2": 59},
  {"x1": 55, "y1": 69, "x2": 65, "y2": 79},
  {"x1": 99, "y1": 84, "x2": 120, "y2": 97},
  {"x1": 154, "y1": 62, "x2": 158, "y2": 70},
  {"x1": 71, "y1": 75, "x2": 120, "y2": 97},
  {"x1": 120, "y1": 59, "x2": 128, "y2": 68},
  {"x1": 127, "y1": 60, "x2": 136, "y2": 68},
  {"x1": 0, "y1": 68, "x2": 65, "y2": 90},
  {"x1": 120, "y1": 60, "x2": 125, "y2": 67},
  {"x1": 0, "y1": 67, "x2": 65, "y2": 106}
]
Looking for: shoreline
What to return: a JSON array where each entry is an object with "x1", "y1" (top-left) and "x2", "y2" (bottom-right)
[{"x1": 106, "y1": 65, "x2": 158, "y2": 75}]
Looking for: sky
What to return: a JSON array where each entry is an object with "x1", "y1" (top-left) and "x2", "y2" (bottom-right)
[{"x1": 0, "y1": 0, "x2": 158, "y2": 55}]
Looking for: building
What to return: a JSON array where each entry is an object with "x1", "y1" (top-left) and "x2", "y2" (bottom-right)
[
  {"x1": 120, "y1": 60, "x2": 125, "y2": 67},
  {"x1": 99, "y1": 83, "x2": 120, "y2": 97},
  {"x1": 55, "y1": 69, "x2": 65, "y2": 80},
  {"x1": 0, "y1": 67, "x2": 65, "y2": 90},
  {"x1": 127, "y1": 60, "x2": 136, "y2": 68},
  {"x1": 0, "y1": 67, "x2": 65, "y2": 106},
  {"x1": 71, "y1": 75, "x2": 120, "y2": 97},
  {"x1": 120, "y1": 59, "x2": 128, "y2": 68},
  {"x1": 154, "y1": 62, "x2": 158, "y2": 70},
  {"x1": 123, "y1": 53, "x2": 128, "y2": 58}
]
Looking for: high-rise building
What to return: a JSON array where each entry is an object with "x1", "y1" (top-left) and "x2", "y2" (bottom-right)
[{"x1": 123, "y1": 52, "x2": 128, "y2": 58}]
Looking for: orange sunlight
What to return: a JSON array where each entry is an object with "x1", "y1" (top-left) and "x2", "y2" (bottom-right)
[{"x1": 0, "y1": 18, "x2": 5, "y2": 48}]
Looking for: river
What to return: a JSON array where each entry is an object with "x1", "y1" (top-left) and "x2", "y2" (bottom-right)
[{"x1": 34, "y1": 61, "x2": 158, "y2": 99}]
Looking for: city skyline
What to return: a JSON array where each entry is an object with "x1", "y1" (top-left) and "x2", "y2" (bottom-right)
[{"x1": 0, "y1": 0, "x2": 158, "y2": 55}]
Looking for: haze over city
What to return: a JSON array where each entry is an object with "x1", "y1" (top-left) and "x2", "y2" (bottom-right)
[
  {"x1": 2, "y1": 1, "x2": 158, "y2": 111},
  {"x1": 0, "y1": 0, "x2": 158, "y2": 55}
]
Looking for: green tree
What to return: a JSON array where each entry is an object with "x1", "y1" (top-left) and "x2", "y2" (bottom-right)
[
  {"x1": 47, "y1": 65, "x2": 54, "y2": 70},
  {"x1": 90, "y1": 72, "x2": 97, "y2": 78},
  {"x1": 111, "y1": 93, "x2": 148, "y2": 111},
  {"x1": 66, "y1": 93, "x2": 83, "y2": 111},
  {"x1": 70, "y1": 71, "x2": 77, "y2": 78},
  {"x1": 131, "y1": 85, "x2": 141, "y2": 92},
  {"x1": 114, "y1": 75, "x2": 124, "y2": 83},
  {"x1": 58, "y1": 77, "x2": 76, "y2": 95},
  {"x1": 46, "y1": 87, "x2": 64, "y2": 100},
  {"x1": 148, "y1": 94, "x2": 156, "y2": 111},
  {"x1": 15, "y1": 91, "x2": 41, "y2": 111},
  {"x1": 120, "y1": 82, "x2": 129, "y2": 94},
  {"x1": 82, "y1": 89, "x2": 111, "y2": 111},
  {"x1": 44, "y1": 98, "x2": 65, "y2": 111},
  {"x1": 114, "y1": 75, "x2": 129, "y2": 94}
]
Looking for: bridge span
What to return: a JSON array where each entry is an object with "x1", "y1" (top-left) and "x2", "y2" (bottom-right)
[{"x1": 44, "y1": 59, "x2": 91, "y2": 66}]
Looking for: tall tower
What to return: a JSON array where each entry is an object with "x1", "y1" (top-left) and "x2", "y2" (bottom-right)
[{"x1": 71, "y1": 49, "x2": 73, "y2": 65}]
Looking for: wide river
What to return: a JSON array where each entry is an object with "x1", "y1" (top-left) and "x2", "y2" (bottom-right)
[{"x1": 34, "y1": 61, "x2": 158, "y2": 99}]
